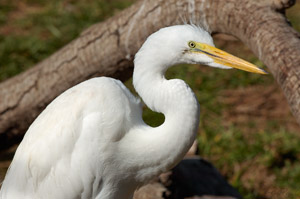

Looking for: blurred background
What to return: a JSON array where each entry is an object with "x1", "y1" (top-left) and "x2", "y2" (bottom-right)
[{"x1": 0, "y1": 0, "x2": 299, "y2": 198}]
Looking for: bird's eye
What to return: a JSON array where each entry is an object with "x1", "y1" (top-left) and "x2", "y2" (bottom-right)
[{"x1": 188, "y1": 41, "x2": 196, "y2": 48}]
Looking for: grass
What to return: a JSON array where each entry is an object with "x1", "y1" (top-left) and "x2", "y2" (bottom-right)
[
  {"x1": 198, "y1": 123, "x2": 300, "y2": 198},
  {"x1": 0, "y1": 0, "x2": 300, "y2": 198},
  {"x1": 0, "y1": 0, "x2": 135, "y2": 81}
]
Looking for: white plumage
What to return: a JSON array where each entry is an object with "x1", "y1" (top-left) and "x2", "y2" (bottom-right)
[{"x1": 0, "y1": 25, "x2": 265, "y2": 199}]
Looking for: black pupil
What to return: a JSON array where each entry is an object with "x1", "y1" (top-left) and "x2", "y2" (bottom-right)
[{"x1": 190, "y1": 42, "x2": 195, "y2": 47}]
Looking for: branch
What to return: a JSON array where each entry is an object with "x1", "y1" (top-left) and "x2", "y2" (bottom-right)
[{"x1": 0, "y1": 0, "x2": 299, "y2": 150}]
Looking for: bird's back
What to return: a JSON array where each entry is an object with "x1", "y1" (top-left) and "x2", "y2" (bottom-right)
[{"x1": 0, "y1": 77, "x2": 142, "y2": 199}]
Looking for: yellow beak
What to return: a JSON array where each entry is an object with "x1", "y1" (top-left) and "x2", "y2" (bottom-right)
[{"x1": 191, "y1": 42, "x2": 267, "y2": 74}]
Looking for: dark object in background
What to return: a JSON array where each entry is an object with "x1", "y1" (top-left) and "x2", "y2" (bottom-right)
[{"x1": 165, "y1": 158, "x2": 242, "y2": 199}]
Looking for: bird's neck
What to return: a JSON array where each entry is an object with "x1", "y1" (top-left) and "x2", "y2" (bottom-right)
[{"x1": 130, "y1": 59, "x2": 200, "y2": 182}]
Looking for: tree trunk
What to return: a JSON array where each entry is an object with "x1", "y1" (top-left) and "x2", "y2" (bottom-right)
[{"x1": 0, "y1": 0, "x2": 299, "y2": 150}]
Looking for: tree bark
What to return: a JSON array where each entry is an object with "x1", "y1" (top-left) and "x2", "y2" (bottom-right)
[{"x1": 0, "y1": 0, "x2": 299, "y2": 150}]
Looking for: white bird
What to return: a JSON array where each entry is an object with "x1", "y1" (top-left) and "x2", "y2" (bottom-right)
[{"x1": 0, "y1": 25, "x2": 266, "y2": 199}]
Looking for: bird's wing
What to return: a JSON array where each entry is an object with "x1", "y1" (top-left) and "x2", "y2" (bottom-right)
[{"x1": 0, "y1": 77, "x2": 142, "y2": 199}]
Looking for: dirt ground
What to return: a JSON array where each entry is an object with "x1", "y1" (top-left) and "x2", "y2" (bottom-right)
[{"x1": 221, "y1": 84, "x2": 300, "y2": 134}]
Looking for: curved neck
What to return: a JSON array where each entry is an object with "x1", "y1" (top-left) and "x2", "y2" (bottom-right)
[{"x1": 129, "y1": 58, "x2": 200, "y2": 182}]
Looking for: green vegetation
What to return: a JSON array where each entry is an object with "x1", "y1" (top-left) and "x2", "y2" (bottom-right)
[
  {"x1": 0, "y1": 0, "x2": 299, "y2": 198},
  {"x1": 0, "y1": 0, "x2": 135, "y2": 80}
]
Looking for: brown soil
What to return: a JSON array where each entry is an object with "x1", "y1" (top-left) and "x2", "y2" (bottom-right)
[
  {"x1": 0, "y1": 1, "x2": 44, "y2": 36},
  {"x1": 220, "y1": 84, "x2": 300, "y2": 134}
]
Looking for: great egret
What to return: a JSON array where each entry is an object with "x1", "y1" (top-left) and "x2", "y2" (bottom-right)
[{"x1": 0, "y1": 25, "x2": 266, "y2": 199}]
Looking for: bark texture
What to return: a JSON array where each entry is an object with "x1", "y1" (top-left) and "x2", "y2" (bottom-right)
[{"x1": 0, "y1": 0, "x2": 299, "y2": 149}]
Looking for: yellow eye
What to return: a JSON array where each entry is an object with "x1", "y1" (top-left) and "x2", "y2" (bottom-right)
[{"x1": 188, "y1": 41, "x2": 196, "y2": 48}]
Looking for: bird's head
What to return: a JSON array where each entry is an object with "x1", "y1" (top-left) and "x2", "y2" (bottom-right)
[{"x1": 134, "y1": 25, "x2": 266, "y2": 75}]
